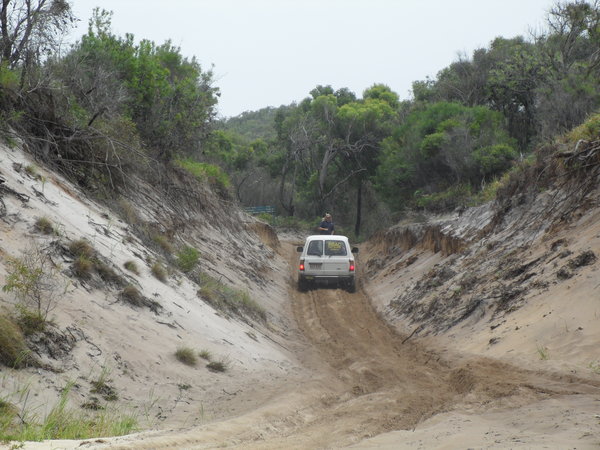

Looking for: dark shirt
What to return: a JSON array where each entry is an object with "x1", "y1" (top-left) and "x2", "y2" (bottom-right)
[{"x1": 319, "y1": 220, "x2": 334, "y2": 235}]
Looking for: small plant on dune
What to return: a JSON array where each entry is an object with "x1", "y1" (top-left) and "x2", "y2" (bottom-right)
[
  {"x1": 121, "y1": 285, "x2": 143, "y2": 307},
  {"x1": 3, "y1": 244, "x2": 63, "y2": 323},
  {"x1": 90, "y1": 367, "x2": 118, "y2": 402},
  {"x1": 197, "y1": 272, "x2": 266, "y2": 322},
  {"x1": 117, "y1": 197, "x2": 140, "y2": 225},
  {"x1": 588, "y1": 360, "x2": 600, "y2": 375},
  {"x1": 69, "y1": 239, "x2": 95, "y2": 259},
  {"x1": 151, "y1": 262, "x2": 167, "y2": 282},
  {"x1": 198, "y1": 349, "x2": 212, "y2": 361},
  {"x1": 175, "y1": 347, "x2": 197, "y2": 366},
  {"x1": 95, "y1": 262, "x2": 124, "y2": 286},
  {"x1": 0, "y1": 313, "x2": 34, "y2": 368},
  {"x1": 123, "y1": 260, "x2": 140, "y2": 275},
  {"x1": 34, "y1": 216, "x2": 54, "y2": 235},
  {"x1": 206, "y1": 358, "x2": 229, "y2": 373},
  {"x1": 0, "y1": 382, "x2": 137, "y2": 441},
  {"x1": 151, "y1": 234, "x2": 173, "y2": 254},
  {"x1": 15, "y1": 304, "x2": 48, "y2": 335},
  {"x1": 176, "y1": 245, "x2": 200, "y2": 273},
  {"x1": 536, "y1": 344, "x2": 549, "y2": 360},
  {"x1": 72, "y1": 256, "x2": 93, "y2": 279}
]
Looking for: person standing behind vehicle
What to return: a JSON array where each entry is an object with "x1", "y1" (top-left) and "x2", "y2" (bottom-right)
[{"x1": 318, "y1": 213, "x2": 334, "y2": 235}]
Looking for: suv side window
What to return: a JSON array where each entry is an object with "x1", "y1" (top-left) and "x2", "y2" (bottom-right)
[
  {"x1": 307, "y1": 240, "x2": 323, "y2": 256},
  {"x1": 324, "y1": 240, "x2": 347, "y2": 256}
]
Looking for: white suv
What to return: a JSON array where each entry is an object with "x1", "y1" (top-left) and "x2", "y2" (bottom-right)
[{"x1": 296, "y1": 235, "x2": 358, "y2": 292}]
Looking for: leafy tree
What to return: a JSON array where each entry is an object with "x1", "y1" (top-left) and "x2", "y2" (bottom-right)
[
  {"x1": 60, "y1": 8, "x2": 218, "y2": 160},
  {"x1": 0, "y1": 0, "x2": 75, "y2": 86},
  {"x1": 375, "y1": 102, "x2": 516, "y2": 210}
]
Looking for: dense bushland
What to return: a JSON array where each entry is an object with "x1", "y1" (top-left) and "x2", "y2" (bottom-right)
[
  {"x1": 212, "y1": 1, "x2": 600, "y2": 236},
  {"x1": 1, "y1": 1, "x2": 599, "y2": 238}
]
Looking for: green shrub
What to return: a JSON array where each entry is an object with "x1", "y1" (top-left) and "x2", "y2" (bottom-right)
[
  {"x1": 176, "y1": 246, "x2": 199, "y2": 273},
  {"x1": 175, "y1": 347, "x2": 197, "y2": 366},
  {"x1": 413, "y1": 184, "x2": 472, "y2": 212},
  {"x1": 566, "y1": 112, "x2": 600, "y2": 142},
  {"x1": 175, "y1": 158, "x2": 231, "y2": 195}
]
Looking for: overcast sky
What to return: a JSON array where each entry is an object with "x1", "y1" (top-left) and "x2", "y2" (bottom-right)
[{"x1": 68, "y1": 0, "x2": 557, "y2": 118}]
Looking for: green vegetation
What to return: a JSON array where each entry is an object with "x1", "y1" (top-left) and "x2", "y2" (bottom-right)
[
  {"x1": 1, "y1": 0, "x2": 600, "y2": 241},
  {"x1": 176, "y1": 246, "x2": 200, "y2": 273},
  {"x1": 73, "y1": 256, "x2": 94, "y2": 279},
  {"x1": 175, "y1": 157, "x2": 230, "y2": 195},
  {"x1": 197, "y1": 272, "x2": 266, "y2": 322},
  {"x1": 0, "y1": 383, "x2": 136, "y2": 442},
  {"x1": 34, "y1": 217, "x2": 55, "y2": 235},
  {"x1": 206, "y1": 360, "x2": 228, "y2": 373},
  {"x1": 69, "y1": 240, "x2": 95, "y2": 259},
  {"x1": 123, "y1": 260, "x2": 140, "y2": 275},
  {"x1": 198, "y1": 349, "x2": 212, "y2": 361},
  {"x1": 121, "y1": 285, "x2": 143, "y2": 307},
  {"x1": 2, "y1": 245, "x2": 63, "y2": 323},
  {"x1": 175, "y1": 347, "x2": 198, "y2": 366},
  {"x1": 150, "y1": 262, "x2": 168, "y2": 282},
  {"x1": 151, "y1": 234, "x2": 174, "y2": 254},
  {"x1": 0, "y1": 313, "x2": 32, "y2": 368},
  {"x1": 537, "y1": 345, "x2": 549, "y2": 360}
]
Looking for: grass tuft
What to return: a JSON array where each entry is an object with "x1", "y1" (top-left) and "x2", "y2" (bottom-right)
[
  {"x1": 0, "y1": 314, "x2": 33, "y2": 368},
  {"x1": 151, "y1": 262, "x2": 167, "y2": 282},
  {"x1": 34, "y1": 216, "x2": 54, "y2": 235},
  {"x1": 69, "y1": 239, "x2": 95, "y2": 259},
  {"x1": 152, "y1": 234, "x2": 173, "y2": 254},
  {"x1": 72, "y1": 256, "x2": 93, "y2": 279},
  {"x1": 123, "y1": 260, "x2": 140, "y2": 275},
  {"x1": 198, "y1": 349, "x2": 212, "y2": 361},
  {"x1": 197, "y1": 272, "x2": 266, "y2": 322},
  {"x1": 206, "y1": 359, "x2": 228, "y2": 373},
  {"x1": 0, "y1": 383, "x2": 136, "y2": 441},
  {"x1": 536, "y1": 344, "x2": 549, "y2": 360},
  {"x1": 121, "y1": 285, "x2": 143, "y2": 307},
  {"x1": 176, "y1": 246, "x2": 200, "y2": 273},
  {"x1": 175, "y1": 347, "x2": 197, "y2": 366}
]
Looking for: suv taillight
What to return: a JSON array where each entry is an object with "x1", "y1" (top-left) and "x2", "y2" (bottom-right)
[
  {"x1": 299, "y1": 260, "x2": 305, "y2": 271},
  {"x1": 349, "y1": 261, "x2": 355, "y2": 272}
]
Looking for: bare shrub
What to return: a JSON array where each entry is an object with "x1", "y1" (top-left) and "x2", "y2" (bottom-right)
[{"x1": 2, "y1": 244, "x2": 64, "y2": 321}]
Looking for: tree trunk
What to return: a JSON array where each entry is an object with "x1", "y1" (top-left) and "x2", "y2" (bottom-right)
[{"x1": 354, "y1": 179, "x2": 362, "y2": 237}]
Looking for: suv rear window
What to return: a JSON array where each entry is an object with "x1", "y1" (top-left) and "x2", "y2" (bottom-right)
[
  {"x1": 324, "y1": 240, "x2": 347, "y2": 256},
  {"x1": 307, "y1": 240, "x2": 323, "y2": 256}
]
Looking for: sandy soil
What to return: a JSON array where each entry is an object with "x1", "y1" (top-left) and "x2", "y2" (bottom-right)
[
  {"x1": 21, "y1": 242, "x2": 599, "y2": 450},
  {"x1": 2, "y1": 143, "x2": 600, "y2": 449}
]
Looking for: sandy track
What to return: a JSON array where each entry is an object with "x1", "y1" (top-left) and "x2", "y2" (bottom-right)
[{"x1": 61, "y1": 241, "x2": 600, "y2": 450}]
